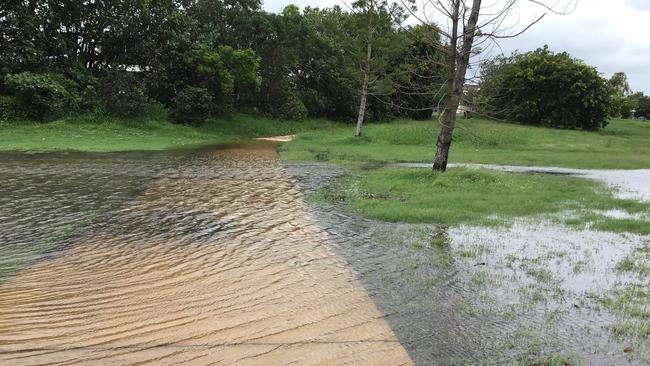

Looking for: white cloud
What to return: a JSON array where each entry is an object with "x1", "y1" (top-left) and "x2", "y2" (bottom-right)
[{"x1": 625, "y1": 0, "x2": 650, "y2": 11}]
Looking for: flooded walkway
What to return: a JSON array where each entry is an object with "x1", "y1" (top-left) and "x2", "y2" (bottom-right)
[{"x1": 0, "y1": 144, "x2": 412, "y2": 365}]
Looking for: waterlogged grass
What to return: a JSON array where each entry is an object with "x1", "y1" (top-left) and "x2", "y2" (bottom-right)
[
  {"x1": 316, "y1": 167, "x2": 650, "y2": 226},
  {"x1": 564, "y1": 212, "x2": 650, "y2": 235},
  {"x1": 616, "y1": 246, "x2": 650, "y2": 276},
  {"x1": 282, "y1": 117, "x2": 650, "y2": 169},
  {"x1": 602, "y1": 247, "x2": 650, "y2": 338},
  {"x1": 0, "y1": 112, "x2": 337, "y2": 152},
  {"x1": 603, "y1": 284, "x2": 650, "y2": 338}
]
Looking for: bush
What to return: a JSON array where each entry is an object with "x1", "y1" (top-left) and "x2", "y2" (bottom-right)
[
  {"x1": 478, "y1": 47, "x2": 612, "y2": 131},
  {"x1": 0, "y1": 95, "x2": 27, "y2": 123},
  {"x1": 102, "y1": 71, "x2": 148, "y2": 117},
  {"x1": 276, "y1": 92, "x2": 307, "y2": 120},
  {"x1": 4, "y1": 72, "x2": 79, "y2": 121},
  {"x1": 66, "y1": 66, "x2": 101, "y2": 112},
  {"x1": 170, "y1": 86, "x2": 213, "y2": 125}
]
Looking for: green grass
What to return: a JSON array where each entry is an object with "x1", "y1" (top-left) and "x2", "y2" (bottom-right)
[
  {"x1": 281, "y1": 117, "x2": 650, "y2": 169},
  {"x1": 5, "y1": 113, "x2": 649, "y2": 169},
  {"x1": 616, "y1": 246, "x2": 650, "y2": 276},
  {"x1": 316, "y1": 167, "x2": 650, "y2": 226},
  {"x1": 0, "y1": 112, "x2": 337, "y2": 152},
  {"x1": 603, "y1": 283, "x2": 650, "y2": 338},
  {"x1": 565, "y1": 213, "x2": 650, "y2": 235}
]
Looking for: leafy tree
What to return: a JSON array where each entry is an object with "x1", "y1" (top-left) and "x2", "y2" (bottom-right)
[
  {"x1": 0, "y1": 0, "x2": 446, "y2": 123},
  {"x1": 608, "y1": 72, "x2": 633, "y2": 117},
  {"x1": 608, "y1": 72, "x2": 631, "y2": 96},
  {"x1": 478, "y1": 47, "x2": 612, "y2": 131},
  {"x1": 615, "y1": 93, "x2": 640, "y2": 119},
  {"x1": 384, "y1": 25, "x2": 446, "y2": 120}
]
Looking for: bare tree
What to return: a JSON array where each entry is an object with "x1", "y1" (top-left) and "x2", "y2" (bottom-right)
[{"x1": 402, "y1": 0, "x2": 576, "y2": 170}]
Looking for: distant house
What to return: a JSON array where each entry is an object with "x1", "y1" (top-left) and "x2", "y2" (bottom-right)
[{"x1": 457, "y1": 104, "x2": 472, "y2": 118}]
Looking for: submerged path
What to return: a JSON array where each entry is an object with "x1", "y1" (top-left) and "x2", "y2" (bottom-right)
[{"x1": 0, "y1": 144, "x2": 412, "y2": 365}]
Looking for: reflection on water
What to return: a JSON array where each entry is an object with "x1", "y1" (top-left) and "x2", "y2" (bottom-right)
[{"x1": 0, "y1": 144, "x2": 412, "y2": 365}]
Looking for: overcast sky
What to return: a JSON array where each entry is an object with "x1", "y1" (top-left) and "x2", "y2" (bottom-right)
[{"x1": 262, "y1": 0, "x2": 650, "y2": 94}]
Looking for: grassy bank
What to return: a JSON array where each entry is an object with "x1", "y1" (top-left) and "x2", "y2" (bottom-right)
[
  {"x1": 282, "y1": 117, "x2": 650, "y2": 232},
  {"x1": 316, "y1": 167, "x2": 650, "y2": 228},
  {"x1": 0, "y1": 113, "x2": 336, "y2": 152},
  {"x1": 281, "y1": 117, "x2": 650, "y2": 169},
  {"x1": 5, "y1": 114, "x2": 649, "y2": 169}
]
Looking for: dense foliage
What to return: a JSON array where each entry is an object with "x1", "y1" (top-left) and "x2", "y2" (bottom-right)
[
  {"x1": 635, "y1": 94, "x2": 650, "y2": 119},
  {"x1": 102, "y1": 72, "x2": 148, "y2": 117},
  {"x1": 478, "y1": 47, "x2": 613, "y2": 131},
  {"x1": 0, "y1": 0, "x2": 442, "y2": 123},
  {"x1": 5, "y1": 72, "x2": 80, "y2": 121},
  {"x1": 171, "y1": 86, "x2": 213, "y2": 124},
  {"x1": 620, "y1": 92, "x2": 650, "y2": 119}
]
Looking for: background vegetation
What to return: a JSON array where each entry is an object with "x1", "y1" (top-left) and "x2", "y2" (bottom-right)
[
  {"x1": 476, "y1": 47, "x2": 612, "y2": 130},
  {"x1": 0, "y1": 0, "x2": 444, "y2": 125}
]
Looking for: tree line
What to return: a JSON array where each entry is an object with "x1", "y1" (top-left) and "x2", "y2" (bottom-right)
[
  {"x1": 2, "y1": 0, "x2": 646, "y2": 170},
  {"x1": 0, "y1": 0, "x2": 444, "y2": 124}
]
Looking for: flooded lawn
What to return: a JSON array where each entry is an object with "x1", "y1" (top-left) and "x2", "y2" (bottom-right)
[
  {"x1": 286, "y1": 161, "x2": 650, "y2": 365},
  {"x1": 0, "y1": 144, "x2": 648, "y2": 365}
]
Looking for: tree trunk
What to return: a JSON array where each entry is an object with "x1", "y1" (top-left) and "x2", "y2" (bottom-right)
[
  {"x1": 355, "y1": 0, "x2": 374, "y2": 138},
  {"x1": 433, "y1": 0, "x2": 482, "y2": 171},
  {"x1": 355, "y1": 64, "x2": 370, "y2": 137},
  {"x1": 433, "y1": 94, "x2": 459, "y2": 170}
]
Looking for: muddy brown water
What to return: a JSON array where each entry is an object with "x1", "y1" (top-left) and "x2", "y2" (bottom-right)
[
  {"x1": 0, "y1": 144, "x2": 411, "y2": 365},
  {"x1": 1, "y1": 143, "x2": 648, "y2": 365}
]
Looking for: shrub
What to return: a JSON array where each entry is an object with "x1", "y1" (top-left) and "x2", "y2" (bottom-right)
[
  {"x1": 0, "y1": 95, "x2": 27, "y2": 123},
  {"x1": 276, "y1": 92, "x2": 308, "y2": 120},
  {"x1": 4, "y1": 72, "x2": 78, "y2": 121},
  {"x1": 478, "y1": 47, "x2": 612, "y2": 131},
  {"x1": 102, "y1": 71, "x2": 148, "y2": 117},
  {"x1": 170, "y1": 86, "x2": 213, "y2": 125},
  {"x1": 66, "y1": 66, "x2": 101, "y2": 112}
]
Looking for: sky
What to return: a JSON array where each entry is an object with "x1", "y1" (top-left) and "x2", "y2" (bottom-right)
[{"x1": 262, "y1": 0, "x2": 650, "y2": 94}]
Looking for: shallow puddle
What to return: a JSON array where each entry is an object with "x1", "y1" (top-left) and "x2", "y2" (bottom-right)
[{"x1": 0, "y1": 144, "x2": 412, "y2": 365}]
